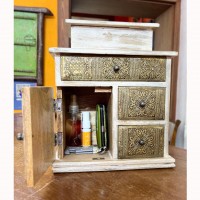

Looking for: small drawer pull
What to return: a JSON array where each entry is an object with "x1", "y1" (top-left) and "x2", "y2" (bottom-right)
[
  {"x1": 139, "y1": 100, "x2": 146, "y2": 108},
  {"x1": 113, "y1": 65, "x2": 120, "y2": 72},
  {"x1": 16, "y1": 133, "x2": 24, "y2": 140},
  {"x1": 138, "y1": 139, "x2": 145, "y2": 146}
]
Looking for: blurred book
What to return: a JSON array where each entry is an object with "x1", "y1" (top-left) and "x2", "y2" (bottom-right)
[{"x1": 96, "y1": 104, "x2": 108, "y2": 153}]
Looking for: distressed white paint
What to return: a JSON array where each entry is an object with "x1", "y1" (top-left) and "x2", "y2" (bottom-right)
[
  {"x1": 164, "y1": 59, "x2": 172, "y2": 156},
  {"x1": 70, "y1": 26, "x2": 153, "y2": 50},
  {"x1": 55, "y1": 80, "x2": 167, "y2": 88},
  {"x1": 52, "y1": 154, "x2": 175, "y2": 173},
  {"x1": 117, "y1": 120, "x2": 166, "y2": 126},
  {"x1": 112, "y1": 86, "x2": 118, "y2": 159},
  {"x1": 49, "y1": 47, "x2": 178, "y2": 57}
]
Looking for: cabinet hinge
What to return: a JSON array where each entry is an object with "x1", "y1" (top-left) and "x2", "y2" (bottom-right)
[
  {"x1": 55, "y1": 132, "x2": 63, "y2": 146},
  {"x1": 54, "y1": 99, "x2": 62, "y2": 112}
]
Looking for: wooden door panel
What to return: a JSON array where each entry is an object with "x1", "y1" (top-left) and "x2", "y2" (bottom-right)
[{"x1": 22, "y1": 87, "x2": 54, "y2": 186}]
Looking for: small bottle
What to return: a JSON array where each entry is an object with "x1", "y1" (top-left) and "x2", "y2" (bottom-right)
[
  {"x1": 81, "y1": 111, "x2": 91, "y2": 147},
  {"x1": 68, "y1": 95, "x2": 81, "y2": 146}
]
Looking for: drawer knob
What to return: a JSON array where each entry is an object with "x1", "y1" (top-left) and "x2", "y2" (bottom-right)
[
  {"x1": 16, "y1": 133, "x2": 24, "y2": 140},
  {"x1": 138, "y1": 139, "x2": 145, "y2": 146},
  {"x1": 113, "y1": 65, "x2": 120, "y2": 72},
  {"x1": 139, "y1": 101, "x2": 146, "y2": 108}
]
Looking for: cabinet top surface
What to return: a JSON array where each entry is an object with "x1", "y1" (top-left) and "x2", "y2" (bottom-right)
[
  {"x1": 49, "y1": 48, "x2": 178, "y2": 57},
  {"x1": 65, "y1": 19, "x2": 160, "y2": 29}
]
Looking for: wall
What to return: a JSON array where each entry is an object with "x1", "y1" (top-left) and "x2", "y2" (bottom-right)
[
  {"x1": 175, "y1": 0, "x2": 187, "y2": 149},
  {"x1": 14, "y1": 0, "x2": 57, "y2": 112}
]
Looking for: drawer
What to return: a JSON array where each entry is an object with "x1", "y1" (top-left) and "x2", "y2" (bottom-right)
[
  {"x1": 60, "y1": 56, "x2": 166, "y2": 81},
  {"x1": 14, "y1": 12, "x2": 37, "y2": 77},
  {"x1": 118, "y1": 87, "x2": 165, "y2": 120},
  {"x1": 66, "y1": 19, "x2": 159, "y2": 51},
  {"x1": 118, "y1": 125, "x2": 164, "y2": 159}
]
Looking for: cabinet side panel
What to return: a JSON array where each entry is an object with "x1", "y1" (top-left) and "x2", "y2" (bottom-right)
[
  {"x1": 58, "y1": 0, "x2": 71, "y2": 47},
  {"x1": 154, "y1": 6, "x2": 174, "y2": 51},
  {"x1": 22, "y1": 87, "x2": 54, "y2": 186}
]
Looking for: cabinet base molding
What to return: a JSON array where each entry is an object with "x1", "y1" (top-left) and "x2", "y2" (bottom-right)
[{"x1": 52, "y1": 155, "x2": 175, "y2": 173}]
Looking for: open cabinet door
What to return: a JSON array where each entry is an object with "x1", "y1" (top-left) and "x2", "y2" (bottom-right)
[{"x1": 22, "y1": 87, "x2": 55, "y2": 187}]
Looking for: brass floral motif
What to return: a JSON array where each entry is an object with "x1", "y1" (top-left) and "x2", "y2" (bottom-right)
[
  {"x1": 61, "y1": 57, "x2": 93, "y2": 80},
  {"x1": 118, "y1": 87, "x2": 165, "y2": 120},
  {"x1": 101, "y1": 57, "x2": 130, "y2": 80},
  {"x1": 118, "y1": 126, "x2": 164, "y2": 159},
  {"x1": 134, "y1": 58, "x2": 166, "y2": 81},
  {"x1": 60, "y1": 56, "x2": 166, "y2": 81}
]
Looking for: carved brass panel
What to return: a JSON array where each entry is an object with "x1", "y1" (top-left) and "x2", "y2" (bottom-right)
[
  {"x1": 118, "y1": 126, "x2": 164, "y2": 159},
  {"x1": 118, "y1": 87, "x2": 165, "y2": 120},
  {"x1": 60, "y1": 56, "x2": 166, "y2": 81}
]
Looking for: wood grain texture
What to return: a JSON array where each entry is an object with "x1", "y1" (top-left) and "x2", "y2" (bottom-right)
[
  {"x1": 14, "y1": 113, "x2": 186, "y2": 200},
  {"x1": 154, "y1": 5, "x2": 174, "y2": 51},
  {"x1": 154, "y1": 2, "x2": 181, "y2": 122},
  {"x1": 71, "y1": 0, "x2": 172, "y2": 18},
  {"x1": 37, "y1": 13, "x2": 44, "y2": 86},
  {"x1": 170, "y1": 0, "x2": 181, "y2": 122},
  {"x1": 58, "y1": 0, "x2": 71, "y2": 47},
  {"x1": 70, "y1": 26, "x2": 153, "y2": 50},
  {"x1": 22, "y1": 87, "x2": 54, "y2": 186},
  {"x1": 14, "y1": 6, "x2": 53, "y2": 15}
]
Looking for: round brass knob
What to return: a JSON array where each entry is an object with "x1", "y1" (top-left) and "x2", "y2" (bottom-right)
[
  {"x1": 138, "y1": 139, "x2": 145, "y2": 146},
  {"x1": 139, "y1": 100, "x2": 146, "y2": 108},
  {"x1": 113, "y1": 66, "x2": 120, "y2": 72}
]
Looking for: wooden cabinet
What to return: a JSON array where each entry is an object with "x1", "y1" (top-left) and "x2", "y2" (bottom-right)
[
  {"x1": 22, "y1": 47, "x2": 177, "y2": 186},
  {"x1": 14, "y1": 6, "x2": 53, "y2": 85}
]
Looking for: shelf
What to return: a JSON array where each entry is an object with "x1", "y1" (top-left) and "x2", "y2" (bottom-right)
[
  {"x1": 49, "y1": 47, "x2": 178, "y2": 57},
  {"x1": 71, "y1": 0, "x2": 175, "y2": 19},
  {"x1": 65, "y1": 19, "x2": 160, "y2": 29}
]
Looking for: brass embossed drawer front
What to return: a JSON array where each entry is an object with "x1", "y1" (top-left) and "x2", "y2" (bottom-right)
[
  {"x1": 60, "y1": 56, "x2": 166, "y2": 81},
  {"x1": 118, "y1": 126, "x2": 164, "y2": 159},
  {"x1": 118, "y1": 87, "x2": 165, "y2": 120}
]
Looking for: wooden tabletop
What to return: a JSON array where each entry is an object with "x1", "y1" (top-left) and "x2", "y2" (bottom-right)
[{"x1": 14, "y1": 113, "x2": 186, "y2": 200}]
